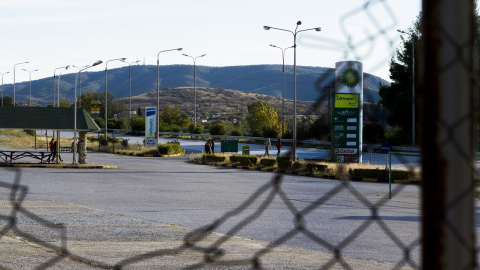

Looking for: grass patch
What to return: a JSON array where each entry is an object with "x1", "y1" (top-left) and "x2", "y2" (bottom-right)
[{"x1": 0, "y1": 129, "x2": 73, "y2": 150}]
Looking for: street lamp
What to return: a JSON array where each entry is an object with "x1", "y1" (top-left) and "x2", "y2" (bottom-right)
[
  {"x1": 264, "y1": 21, "x2": 321, "y2": 161},
  {"x1": 105, "y1": 58, "x2": 126, "y2": 138},
  {"x1": 1, "y1": 72, "x2": 10, "y2": 106},
  {"x1": 397, "y1": 29, "x2": 416, "y2": 147},
  {"x1": 22, "y1": 68, "x2": 38, "y2": 107},
  {"x1": 182, "y1": 53, "x2": 206, "y2": 128},
  {"x1": 157, "y1": 48, "x2": 182, "y2": 147},
  {"x1": 122, "y1": 59, "x2": 141, "y2": 130},
  {"x1": 57, "y1": 67, "x2": 71, "y2": 107},
  {"x1": 73, "y1": 60, "x2": 103, "y2": 165},
  {"x1": 269, "y1": 44, "x2": 293, "y2": 138},
  {"x1": 53, "y1": 66, "x2": 69, "y2": 107},
  {"x1": 13, "y1": 61, "x2": 28, "y2": 106}
]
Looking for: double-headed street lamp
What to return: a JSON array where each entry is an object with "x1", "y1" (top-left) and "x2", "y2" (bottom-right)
[
  {"x1": 122, "y1": 59, "x2": 141, "y2": 130},
  {"x1": 1, "y1": 72, "x2": 10, "y2": 106},
  {"x1": 269, "y1": 44, "x2": 293, "y2": 139},
  {"x1": 22, "y1": 68, "x2": 38, "y2": 107},
  {"x1": 397, "y1": 29, "x2": 416, "y2": 147},
  {"x1": 157, "y1": 48, "x2": 182, "y2": 147},
  {"x1": 182, "y1": 53, "x2": 206, "y2": 128},
  {"x1": 264, "y1": 21, "x2": 321, "y2": 161},
  {"x1": 13, "y1": 61, "x2": 28, "y2": 106},
  {"x1": 73, "y1": 60, "x2": 103, "y2": 165},
  {"x1": 105, "y1": 58, "x2": 126, "y2": 138}
]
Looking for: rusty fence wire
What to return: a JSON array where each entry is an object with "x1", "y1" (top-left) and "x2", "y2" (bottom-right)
[{"x1": 0, "y1": 0, "x2": 478, "y2": 269}]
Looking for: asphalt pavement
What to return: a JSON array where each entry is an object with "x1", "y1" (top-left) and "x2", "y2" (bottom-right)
[{"x1": 0, "y1": 150, "x2": 427, "y2": 269}]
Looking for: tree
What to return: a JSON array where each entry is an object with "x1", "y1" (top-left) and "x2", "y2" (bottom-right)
[
  {"x1": 378, "y1": 13, "x2": 421, "y2": 145},
  {"x1": 58, "y1": 99, "x2": 72, "y2": 108},
  {"x1": 246, "y1": 100, "x2": 281, "y2": 138},
  {"x1": 159, "y1": 104, "x2": 189, "y2": 128},
  {"x1": 1, "y1": 96, "x2": 13, "y2": 106}
]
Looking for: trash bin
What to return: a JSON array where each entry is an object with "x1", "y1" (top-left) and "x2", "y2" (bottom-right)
[{"x1": 242, "y1": 145, "x2": 250, "y2": 156}]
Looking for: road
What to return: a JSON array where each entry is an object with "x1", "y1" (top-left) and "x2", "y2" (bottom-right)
[{"x1": 1, "y1": 151, "x2": 425, "y2": 268}]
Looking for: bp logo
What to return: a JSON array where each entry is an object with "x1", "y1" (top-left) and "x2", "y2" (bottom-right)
[{"x1": 341, "y1": 68, "x2": 360, "y2": 88}]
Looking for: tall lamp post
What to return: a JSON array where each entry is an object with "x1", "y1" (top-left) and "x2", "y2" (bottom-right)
[
  {"x1": 264, "y1": 21, "x2": 321, "y2": 161},
  {"x1": 73, "y1": 60, "x2": 103, "y2": 165},
  {"x1": 104, "y1": 58, "x2": 126, "y2": 138},
  {"x1": 397, "y1": 29, "x2": 416, "y2": 147},
  {"x1": 13, "y1": 61, "x2": 28, "y2": 107},
  {"x1": 57, "y1": 67, "x2": 71, "y2": 107},
  {"x1": 53, "y1": 66, "x2": 69, "y2": 107},
  {"x1": 269, "y1": 44, "x2": 293, "y2": 138},
  {"x1": 22, "y1": 68, "x2": 38, "y2": 107},
  {"x1": 156, "y1": 48, "x2": 182, "y2": 147},
  {"x1": 1, "y1": 72, "x2": 10, "y2": 106},
  {"x1": 182, "y1": 53, "x2": 206, "y2": 128},
  {"x1": 122, "y1": 59, "x2": 140, "y2": 130}
]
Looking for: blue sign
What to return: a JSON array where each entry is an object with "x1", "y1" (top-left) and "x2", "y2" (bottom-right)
[{"x1": 381, "y1": 143, "x2": 392, "y2": 154}]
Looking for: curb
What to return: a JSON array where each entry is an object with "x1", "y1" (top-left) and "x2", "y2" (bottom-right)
[
  {"x1": 191, "y1": 159, "x2": 419, "y2": 184},
  {"x1": 0, "y1": 163, "x2": 117, "y2": 169},
  {"x1": 115, "y1": 151, "x2": 184, "y2": 158}
]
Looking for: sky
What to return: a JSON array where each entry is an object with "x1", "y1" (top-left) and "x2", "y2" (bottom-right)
[{"x1": 0, "y1": 0, "x2": 422, "y2": 86}]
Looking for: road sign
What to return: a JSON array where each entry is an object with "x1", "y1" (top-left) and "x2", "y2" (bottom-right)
[
  {"x1": 232, "y1": 118, "x2": 238, "y2": 124},
  {"x1": 91, "y1": 100, "x2": 100, "y2": 114},
  {"x1": 113, "y1": 113, "x2": 118, "y2": 119},
  {"x1": 381, "y1": 143, "x2": 392, "y2": 154}
]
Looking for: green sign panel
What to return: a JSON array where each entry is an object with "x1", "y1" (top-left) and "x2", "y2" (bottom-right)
[
  {"x1": 221, "y1": 140, "x2": 238, "y2": 153},
  {"x1": 331, "y1": 93, "x2": 360, "y2": 163}
]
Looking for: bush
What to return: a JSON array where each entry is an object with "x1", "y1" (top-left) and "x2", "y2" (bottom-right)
[
  {"x1": 98, "y1": 136, "x2": 109, "y2": 146},
  {"x1": 350, "y1": 168, "x2": 412, "y2": 181},
  {"x1": 94, "y1": 117, "x2": 105, "y2": 128},
  {"x1": 107, "y1": 136, "x2": 120, "y2": 143},
  {"x1": 277, "y1": 156, "x2": 292, "y2": 170},
  {"x1": 305, "y1": 163, "x2": 328, "y2": 174},
  {"x1": 292, "y1": 161, "x2": 303, "y2": 171},
  {"x1": 24, "y1": 130, "x2": 35, "y2": 136},
  {"x1": 229, "y1": 155, "x2": 257, "y2": 166},
  {"x1": 209, "y1": 123, "x2": 227, "y2": 135},
  {"x1": 262, "y1": 126, "x2": 279, "y2": 138},
  {"x1": 202, "y1": 154, "x2": 226, "y2": 162},
  {"x1": 230, "y1": 130, "x2": 243, "y2": 136},
  {"x1": 188, "y1": 123, "x2": 204, "y2": 134},
  {"x1": 158, "y1": 141, "x2": 183, "y2": 155},
  {"x1": 130, "y1": 116, "x2": 145, "y2": 131},
  {"x1": 251, "y1": 129, "x2": 262, "y2": 137},
  {"x1": 260, "y1": 158, "x2": 277, "y2": 167}
]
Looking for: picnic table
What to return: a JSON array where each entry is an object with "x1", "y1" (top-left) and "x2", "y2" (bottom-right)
[{"x1": 0, "y1": 150, "x2": 54, "y2": 163}]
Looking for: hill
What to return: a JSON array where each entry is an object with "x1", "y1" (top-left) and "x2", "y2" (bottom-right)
[
  {"x1": 3, "y1": 65, "x2": 389, "y2": 106},
  {"x1": 117, "y1": 87, "x2": 323, "y2": 118}
]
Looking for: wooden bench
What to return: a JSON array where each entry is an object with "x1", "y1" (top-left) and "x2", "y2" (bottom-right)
[{"x1": 0, "y1": 151, "x2": 54, "y2": 163}]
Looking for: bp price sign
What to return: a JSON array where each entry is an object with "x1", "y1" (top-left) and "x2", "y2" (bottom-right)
[{"x1": 331, "y1": 61, "x2": 363, "y2": 163}]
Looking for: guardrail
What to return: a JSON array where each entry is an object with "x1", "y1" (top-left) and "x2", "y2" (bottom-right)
[{"x1": 99, "y1": 128, "x2": 421, "y2": 153}]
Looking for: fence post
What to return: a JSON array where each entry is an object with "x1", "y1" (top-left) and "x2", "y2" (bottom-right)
[{"x1": 421, "y1": 0, "x2": 475, "y2": 269}]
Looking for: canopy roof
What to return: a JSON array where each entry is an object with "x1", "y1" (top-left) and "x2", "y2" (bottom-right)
[{"x1": 0, "y1": 107, "x2": 100, "y2": 131}]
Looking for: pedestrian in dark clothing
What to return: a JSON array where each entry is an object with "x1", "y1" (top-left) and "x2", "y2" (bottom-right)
[
  {"x1": 210, "y1": 140, "x2": 215, "y2": 154},
  {"x1": 276, "y1": 138, "x2": 282, "y2": 156},
  {"x1": 205, "y1": 141, "x2": 211, "y2": 154},
  {"x1": 47, "y1": 138, "x2": 55, "y2": 162}
]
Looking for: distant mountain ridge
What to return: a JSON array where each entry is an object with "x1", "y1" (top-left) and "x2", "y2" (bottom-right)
[{"x1": 4, "y1": 65, "x2": 389, "y2": 106}]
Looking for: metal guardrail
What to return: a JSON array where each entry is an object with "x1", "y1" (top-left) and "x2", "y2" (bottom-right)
[{"x1": 100, "y1": 128, "x2": 421, "y2": 153}]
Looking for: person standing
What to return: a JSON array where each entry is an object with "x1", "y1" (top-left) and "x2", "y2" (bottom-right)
[
  {"x1": 210, "y1": 139, "x2": 215, "y2": 154},
  {"x1": 263, "y1": 138, "x2": 271, "y2": 157},
  {"x1": 275, "y1": 138, "x2": 282, "y2": 156},
  {"x1": 47, "y1": 138, "x2": 55, "y2": 162}
]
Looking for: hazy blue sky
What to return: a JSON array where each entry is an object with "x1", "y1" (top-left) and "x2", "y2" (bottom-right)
[{"x1": 0, "y1": 0, "x2": 421, "y2": 85}]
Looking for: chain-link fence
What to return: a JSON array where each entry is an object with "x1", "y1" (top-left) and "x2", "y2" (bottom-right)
[{"x1": 0, "y1": 0, "x2": 478, "y2": 269}]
